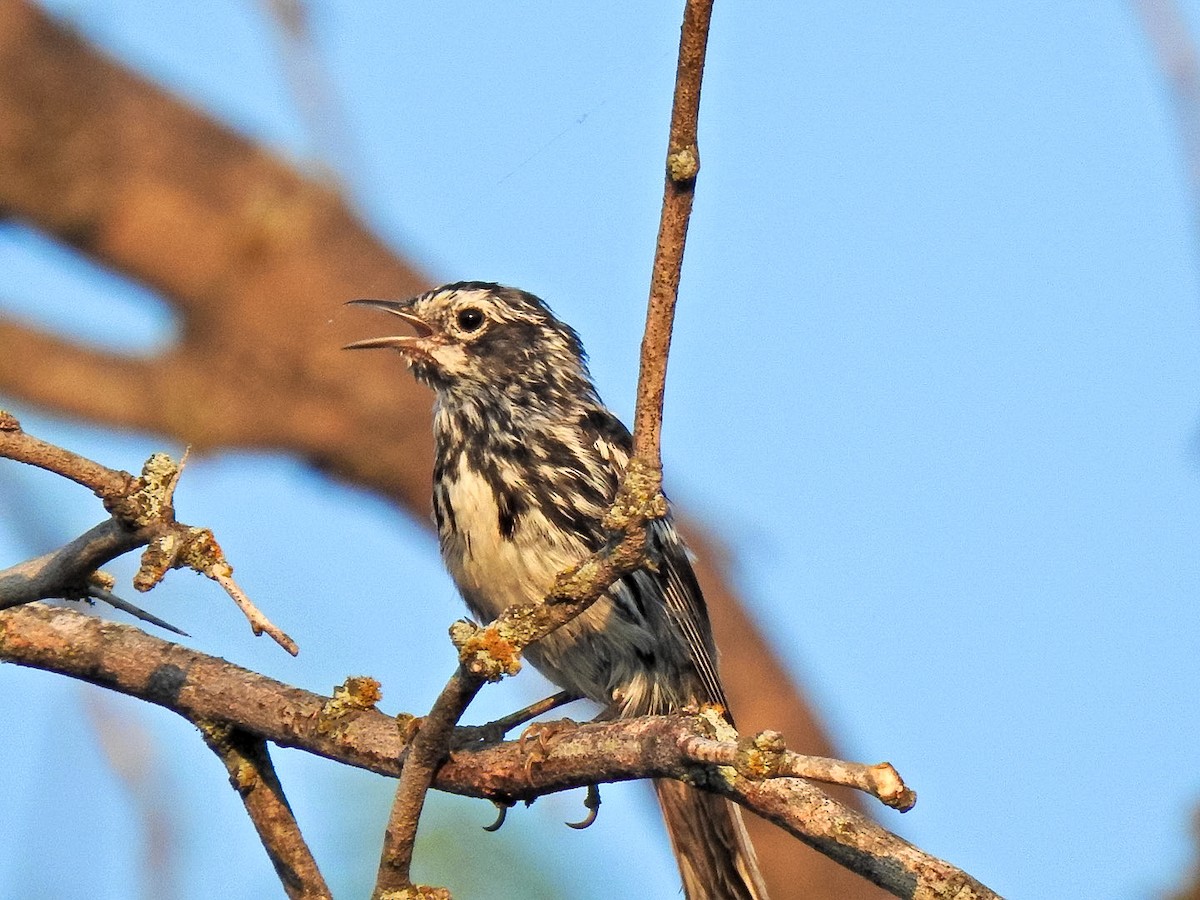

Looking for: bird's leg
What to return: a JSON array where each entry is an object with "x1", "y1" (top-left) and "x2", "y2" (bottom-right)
[{"x1": 454, "y1": 690, "x2": 582, "y2": 747}]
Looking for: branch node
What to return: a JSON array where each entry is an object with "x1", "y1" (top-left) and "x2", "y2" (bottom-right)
[
  {"x1": 454, "y1": 622, "x2": 522, "y2": 681},
  {"x1": 180, "y1": 526, "x2": 229, "y2": 575},
  {"x1": 134, "y1": 530, "x2": 183, "y2": 592},
  {"x1": 600, "y1": 457, "x2": 666, "y2": 531},
  {"x1": 108, "y1": 451, "x2": 181, "y2": 526},
  {"x1": 666, "y1": 144, "x2": 700, "y2": 183},
  {"x1": 89, "y1": 570, "x2": 117, "y2": 592},
  {"x1": 447, "y1": 618, "x2": 480, "y2": 647},
  {"x1": 735, "y1": 730, "x2": 788, "y2": 780},
  {"x1": 318, "y1": 676, "x2": 382, "y2": 734},
  {"x1": 395, "y1": 713, "x2": 423, "y2": 744}
]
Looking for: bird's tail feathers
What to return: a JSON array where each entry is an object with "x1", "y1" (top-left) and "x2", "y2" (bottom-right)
[{"x1": 654, "y1": 778, "x2": 769, "y2": 900}]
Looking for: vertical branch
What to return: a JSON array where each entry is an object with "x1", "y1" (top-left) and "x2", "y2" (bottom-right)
[
  {"x1": 371, "y1": 671, "x2": 480, "y2": 898},
  {"x1": 632, "y1": 0, "x2": 716, "y2": 469},
  {"x1": 200, "y1": 724, "x2": 332, "y2": 900}
]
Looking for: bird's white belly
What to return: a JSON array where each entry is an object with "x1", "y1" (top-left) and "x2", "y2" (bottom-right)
[{"x1": 439, "y1": 463, "x2": 581, "y2": 620}]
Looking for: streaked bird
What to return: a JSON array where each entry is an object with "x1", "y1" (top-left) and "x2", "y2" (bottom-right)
[{"x1": 348, "y1": 282, "x2": 767, "y2": 899}]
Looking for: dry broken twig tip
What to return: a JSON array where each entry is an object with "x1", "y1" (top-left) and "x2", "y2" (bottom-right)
[
  {"x1": 214, "y1": 571, "x2": 298, "y2": 656},
  {"x1": 679, "y1": 731, "x2": 917, "y2": 812},
  {"x1": 0, "y1": 419, "x2": 295, "y2": 652}
]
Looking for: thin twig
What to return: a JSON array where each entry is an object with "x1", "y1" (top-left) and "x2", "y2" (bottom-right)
[
  {"x1": 678, "y1": 731, "x2": 916, "y2": 811},
  {"x1": 631, "y1": 0, "x2": 715, "y2": 467},
  {"x1": 455, "y1": 690, "x2": 580, "y2": 745},
  {"x1": 213, "y1": 571, "x2": 298, "y2": 656},
  {"x1": 199, "y1": 723, "x2": 332, "y2": 900},
  {"x1": 0, "y1": 416, "x2": 295, "y2": 651}
]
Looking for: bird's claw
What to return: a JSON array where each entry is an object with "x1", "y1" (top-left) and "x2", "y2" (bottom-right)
[
  {"x1": 482, "y1": 800, "x2": 512, "y2": 832},
  {"x1": 518, "y1": 717, "x2": 578, "y2": 777},
  {"x1": 565, "y1": 784, "x2": 601, "y2": 830}
]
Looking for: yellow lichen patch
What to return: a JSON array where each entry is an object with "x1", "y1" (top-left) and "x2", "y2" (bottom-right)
[
  {"x1": 179, "y1": 527, "x2": 228, "y2": 575},
  {"x1": 135, "y1": 531, "x2": 180, "y2": 592},
  {"x1": 341, "y1": 675, "x2": 382, "y2": 709},
  {"x1": 111, "y1": 452, "x2": 181, "y2": 527},
  {"x1": 234, "y1": 759, "x2": 258, "y2": 792},
  {"x1": 457, "y1": 625, "x2": 522, "y2": 681},
  {"x1": 88, "y1": 571, "x2": 116, "y2": 592},
  {"x1": 666, "y1": 144, "x2": 700, "y2": 182},
  {"x1": 318, "y1": 676, "x2": 382, "y2": 734},
  {"x1": 735, "y1": 730, "x2": 787, "y2": 780},
  {"x1": 395, "y1": 713, "x2": 422, "y2": 743}
]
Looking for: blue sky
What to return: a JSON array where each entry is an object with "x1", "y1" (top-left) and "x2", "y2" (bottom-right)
[{"x1": 2, "y1": 2, "x2": 1199, "y2": 898}]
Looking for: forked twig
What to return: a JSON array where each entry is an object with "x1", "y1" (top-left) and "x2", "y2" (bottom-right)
[{"x1": 0, "y1": 411, "x2": 295, "y2": 652}]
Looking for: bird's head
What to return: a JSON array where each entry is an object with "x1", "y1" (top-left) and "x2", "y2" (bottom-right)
[{"x1": 345, "y1": 282, "x2": 592, "y2": 400}]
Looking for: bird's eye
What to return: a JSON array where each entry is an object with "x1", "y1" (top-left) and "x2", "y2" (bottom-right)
[{"x1": 456, "y1": 307, "x2": 485, "y2": 333}]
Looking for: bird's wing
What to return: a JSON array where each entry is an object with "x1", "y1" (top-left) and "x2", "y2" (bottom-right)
[{"x1": 648, "y1": 516, "x2": 730, "y2": 711}]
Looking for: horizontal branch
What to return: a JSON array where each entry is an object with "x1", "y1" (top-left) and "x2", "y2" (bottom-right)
[
  {"x1": 0, "y1": 518, "x2": 149, "y2": 609},
  {"x1": 0, "y1": 604, "x2": 1001, "y2": 900},
  {"x1": 0, "y1": 411, "x2": 136, "y2": 498}
]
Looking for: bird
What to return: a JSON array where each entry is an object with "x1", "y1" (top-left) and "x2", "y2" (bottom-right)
[{"x1": 346, "y1": 281, "x2": 768, "y2": 899}]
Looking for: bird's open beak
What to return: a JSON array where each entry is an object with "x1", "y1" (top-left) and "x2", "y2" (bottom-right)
[{"x1": 343, "y1": 298, "x2": 434, "y2": 350}]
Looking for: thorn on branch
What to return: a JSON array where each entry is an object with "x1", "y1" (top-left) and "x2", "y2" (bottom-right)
[{"x1": 87, "y1": 583, "x2": 189, "y2": 636}]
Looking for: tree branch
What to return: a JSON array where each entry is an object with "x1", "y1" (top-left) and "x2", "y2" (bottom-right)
[
  {"x1": 0, "y1": 604, "x2": 1001, "y2": 900},
  {"x1": 200, "y1": 724, "x2": 332, "y2": 900},
  {"x1": 633, "y1": 0, "x2": 713, "y2": 468},
  {"x1": 0, "y1": 412, "x2": 296, "y2": 652},
  {"x1": 373, "y1": 4, "x2": 716, "y2": 891}
]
